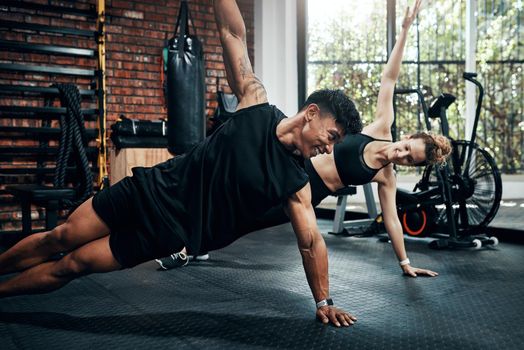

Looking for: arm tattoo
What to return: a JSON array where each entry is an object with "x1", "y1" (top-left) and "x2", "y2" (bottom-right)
[
  {"x1": 250, "y1": 77, "x2": 267, "y2": 103},
  {"x1": 238, "y1": 55, "x2": 251, "y2": 80},
  {"x1": 239, "y1": 54, "x2": 267, "y2": 102}
]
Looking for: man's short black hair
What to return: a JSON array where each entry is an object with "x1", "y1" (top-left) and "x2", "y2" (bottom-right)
[{"x1": 301, "y1": 89, "x2": 362, "y2": 135}]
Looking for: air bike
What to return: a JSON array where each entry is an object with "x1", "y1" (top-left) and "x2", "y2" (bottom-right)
[{"x1": 393, "y1": 72, "x2": 502, "y2": 249}]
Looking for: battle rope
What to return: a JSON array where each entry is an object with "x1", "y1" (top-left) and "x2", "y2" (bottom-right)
[{"x1": 53, "y1": 83, "x2": 93, "y2": 208}]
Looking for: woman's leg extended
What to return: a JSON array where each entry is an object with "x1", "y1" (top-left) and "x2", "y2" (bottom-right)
[
  {"x1": 0, "y1": 235, "x2": 121, "y2": 298},
  {"x1": 0, "y1": 197, "x2": 110, "y2": 275}
]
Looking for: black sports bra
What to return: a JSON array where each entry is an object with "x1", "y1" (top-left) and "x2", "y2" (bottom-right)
[{"x1": 333, "y1": 133, "x2": 391, "y2": 186}]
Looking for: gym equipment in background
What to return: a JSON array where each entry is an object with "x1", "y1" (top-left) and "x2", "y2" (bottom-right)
[
  {"x1": 394, "y1": 73, "x2": 502, "y2": 249},
  {"x1": 0, "y1": 2, "x2": 103, "y2": 238},
  {"x1": 166, "y1": 0, "x2": 205, "y2": 155},
  {"x1": 207, "y1": 79, "x2": 239, "y2": 135},
  {"x1": 329, "y1": 184, "x2": 379, "y2": 236},
  {"x1": 110, "y1": 115, "x2": 168, "y2": 149},
  {"x1": 6, "y1": 84, "x2": 93, "y2": 235}
]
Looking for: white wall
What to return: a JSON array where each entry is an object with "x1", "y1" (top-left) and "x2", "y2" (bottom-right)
[{"x1": 254, "y1": 0, "x2": 298, "y2": 116}]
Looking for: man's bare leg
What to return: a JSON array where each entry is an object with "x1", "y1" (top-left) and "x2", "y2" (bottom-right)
[
  {"x1": 0, "y1": 235, "x2": 121, "y2": 298},
  {"x1": 0, "y1": 197, "x2": 109, "y2": 275}
]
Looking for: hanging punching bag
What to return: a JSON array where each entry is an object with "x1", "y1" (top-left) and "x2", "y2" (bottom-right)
[{"x1": 166, "y1": 0, "x2": 205, "y2": 154}]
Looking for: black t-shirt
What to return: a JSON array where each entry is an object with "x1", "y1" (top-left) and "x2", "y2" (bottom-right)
[{"x1": 131, "y1": 103, "x2": 309, "y2": 253}]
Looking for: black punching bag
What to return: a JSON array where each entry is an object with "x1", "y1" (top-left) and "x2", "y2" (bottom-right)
[{"x1": 166, "y1": 0, "x2": 205, "y2": 154}]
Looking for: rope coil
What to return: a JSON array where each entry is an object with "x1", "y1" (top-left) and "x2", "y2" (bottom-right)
[{"x1": 52, "y1": 83, "x2": 93, "y2": 208}]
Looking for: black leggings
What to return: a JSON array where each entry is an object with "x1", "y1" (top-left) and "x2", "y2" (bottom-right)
[{"x1": 304, "y1": 159, "x2": 333, "y2": 207}]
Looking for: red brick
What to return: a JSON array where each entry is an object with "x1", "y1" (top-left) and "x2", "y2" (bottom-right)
[
  {"x1": 24, "y1": 15, "x2": 50, "y2": 25},
  {"x1": 108, "y1": 52, "x2": 132, "y2": 61},
  {"x1": 135, "y1": 3, "x2": 157, "y2": 13},
  {"x1": 63, "y1": 14, "x2": 89, "y2": 22},
  {"x1": 122, "y1": 10, "x2": 144, "y2": 20},
  {"x1": 114, "y1": 70, "x2": 134, "y2": 79},
  {"x1": 122, "y1": 62, "x2": 145, "y2": 71},
  {"x1": 146, "y1": 13, "x2": 168, "y2": 23},
  {"x1": 111, "y1": 87, "x2": 135, "y2": 95},
  {"x1": 142, "y1": 62, "x2": 159, "y2": 72},
  {"x1": 144, "y1": 30, "x2": 165, "y2": 40},
  {"x1": 107, "y1": 25, "x2": 124, "y2": 34},
  {"x1": 113, "y1": 0, "x2": 133, "y2": 9}
]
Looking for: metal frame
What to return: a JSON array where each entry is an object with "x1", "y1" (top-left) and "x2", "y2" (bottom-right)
[
  {"x1": 309, "y1": 59, "x2": 524, "y2": 65},
  {"x1": 0, "y1": 63, "x2": 95, "y2": 77},
  {"x1": 0, "y1": 167, "x2": 99, "y2": 175},
  {"x1": 96, "y1": 0, "x2": 109, "y2": 188},
  {"x1": 2, "y1": 1, "x2": 97, "y2": 18},
  {"x1": 331, "y1": 183, "x2": 378, "y2": 234},
  {"x1": 0, "y1": 105, "x2": 97, "y2": 116},
  {"x1": 0, "y1": 20, "x2": 96, "y2": 37},
  {"x1": 0, "y1": 40, "x2": 95, "y2": 57},
  {"x1": 387, "y1": 0, "x2": 396, "y2": 58},
  {"x1": 0, "y1": 84, "x2": 95, "y2": 96},
  {"x1": 0, "y1": 146, "x2": 98, "y2": 156},
  {"x1": 296, "y1": 0, "x2": 308, "y2": 108},
  {"x1": 0, "y1": 126, "x2": 98, "y2": 139}
]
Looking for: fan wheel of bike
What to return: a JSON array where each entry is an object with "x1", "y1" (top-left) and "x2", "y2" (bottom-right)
[{"x1": 418, "y1": 140, "x2": 502, "y2": 232}]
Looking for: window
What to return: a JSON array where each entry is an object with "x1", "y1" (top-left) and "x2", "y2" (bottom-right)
[{"x1": 307, "y1": 0, "x2": 523, "y2": 174}]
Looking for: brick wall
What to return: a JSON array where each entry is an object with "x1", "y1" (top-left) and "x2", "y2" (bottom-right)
[
  {"x1": 105, "y1": 0, "x2": 254, "y2": 121},
  {"x1": 0, "y1": 0, "x2": 254, "y2": 234}
]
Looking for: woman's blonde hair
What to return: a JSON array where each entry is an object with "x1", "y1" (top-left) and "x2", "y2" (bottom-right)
[{"x1": 410, "y1": 132, "x2": 452, "y2": 165}]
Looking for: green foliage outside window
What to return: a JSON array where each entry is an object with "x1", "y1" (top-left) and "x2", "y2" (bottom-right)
[{"x1": 308, "y1": 0, "x2": 523, "y2": 174}]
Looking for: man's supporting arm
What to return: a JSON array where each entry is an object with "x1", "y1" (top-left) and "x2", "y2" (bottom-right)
[{"x1": 286, "y1": 184, "x2": 356, "y2": 327}]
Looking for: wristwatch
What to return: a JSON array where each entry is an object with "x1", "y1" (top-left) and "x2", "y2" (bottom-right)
[
  {"x1": 399, "y1": 258, "x2": 411, "y2": 266},
  {"x1": 316, "y1": 298, "x2": 334, "y2": 309}
]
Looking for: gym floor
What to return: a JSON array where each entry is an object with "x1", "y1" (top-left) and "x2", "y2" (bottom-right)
[{"x1": 1, "y1": 220, "x2": 523, "y2": 350}]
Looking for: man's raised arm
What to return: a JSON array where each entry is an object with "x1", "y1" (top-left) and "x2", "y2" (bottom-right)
[{"x1": 213, "y1": 0, "x2": 267, "y2": 108}]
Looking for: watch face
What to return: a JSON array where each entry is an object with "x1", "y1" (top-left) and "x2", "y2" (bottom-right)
[{"x1": 327, "y1": 298, "x2": 334, "y2": 305}]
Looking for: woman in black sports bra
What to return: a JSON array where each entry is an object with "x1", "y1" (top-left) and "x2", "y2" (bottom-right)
[{"x1": 308, "y1": 0, "x2": 452, "y2": 278}]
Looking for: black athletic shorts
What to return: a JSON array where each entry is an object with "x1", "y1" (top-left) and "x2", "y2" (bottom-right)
[{"x1": 91, "y1": 176, "x2": 184, "y2": 268}]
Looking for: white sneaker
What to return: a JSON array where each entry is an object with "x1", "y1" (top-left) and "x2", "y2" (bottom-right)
[
  {"x1": 155, "y1": 252, "x2": 189, "y2": 270},
  {"x1": 189, "y1": 253, "x2": 209, "y2": 261}
]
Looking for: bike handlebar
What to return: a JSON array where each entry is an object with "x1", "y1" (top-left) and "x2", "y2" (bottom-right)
[
  {"x1": 463, "y1": 72, "x2": 477, "y2": 79},
  {"x1": 463, "y1": 72, "x2": 484, "y2": 93},
  {"x1": 394, "y1": 88, "x2": 431, "y2": 132},
  {"x1": 461, "y1": 72, "x2": 484, "y2": 177}
]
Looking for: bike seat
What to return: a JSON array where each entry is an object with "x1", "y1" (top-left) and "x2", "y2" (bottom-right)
[
  {"x1": 428, "y1": 93, "x2": 456, "y2": 119},
  {"x1": 396, "y1": 186, "x2": 441, "y2": 207},
  {"x1": 463, "y1": 72, "x2": 477, "y2": 79},
  {"x1": 332, "y1": 186, "x2": 357, "y2": 197},
  {"x1": 396, "y1": 188, "x2": 418, "y2": 203}
]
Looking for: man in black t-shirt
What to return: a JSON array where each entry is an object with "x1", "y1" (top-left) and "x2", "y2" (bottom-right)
[{"x1": 0, "y1": 0, "x2": 361, "y2": 328}]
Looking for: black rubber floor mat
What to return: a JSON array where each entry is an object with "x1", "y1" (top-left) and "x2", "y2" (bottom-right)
[{"x1": 1, "y1": 222, "x2": 524, "y2": 349}]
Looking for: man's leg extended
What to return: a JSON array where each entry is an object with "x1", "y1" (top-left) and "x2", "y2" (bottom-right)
[
  {"x1": 0, "y1": 197, "x2": 109, "y2": 275},
  {"x1": 0, "y1": 235, "x2": 121, "y2": 298}
]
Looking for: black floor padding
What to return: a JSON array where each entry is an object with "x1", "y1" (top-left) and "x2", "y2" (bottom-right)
[{"x1": 1, "y1": 221, "x2": 523, "y2": 349}]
